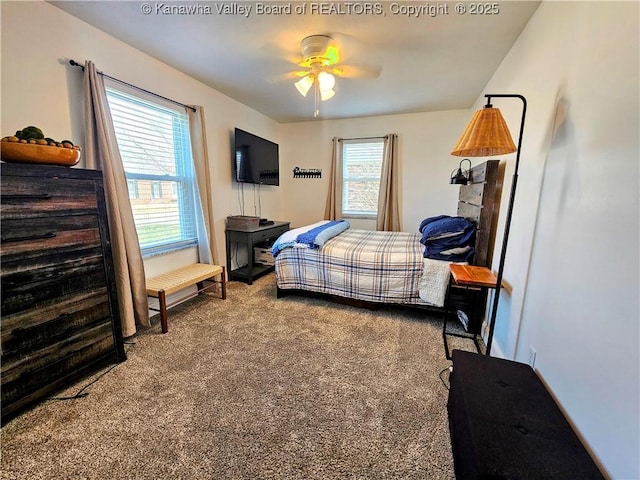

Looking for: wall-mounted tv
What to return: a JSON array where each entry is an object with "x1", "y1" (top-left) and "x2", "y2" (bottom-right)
[{"x1": 233, "y1": 128, "x2": 279, "y2": 186}]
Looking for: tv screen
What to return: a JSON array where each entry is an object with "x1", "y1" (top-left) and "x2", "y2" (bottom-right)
[{"x1": 233, "y1": 128, "x2": 279, "y2": 186}]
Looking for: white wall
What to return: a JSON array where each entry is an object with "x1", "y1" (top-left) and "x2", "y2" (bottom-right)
[
  {"x1": 279, "y1": 110, "x2": 471, "y2": 231},
  {"x1": 0, "y1": 1, "x2": 285, "y2": 277},
  {"x1": 478, "y1": 2, "x2": 639, "y2": 478}
]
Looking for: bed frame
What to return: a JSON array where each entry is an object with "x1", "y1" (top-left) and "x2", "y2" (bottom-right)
[{"x1": 276, "y1": 159, "x2": 502, "y2": 307}]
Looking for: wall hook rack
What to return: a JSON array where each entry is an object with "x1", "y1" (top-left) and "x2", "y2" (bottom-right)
[{"x1": 293, "y1": 167, "x2": 322, "y2": 179}]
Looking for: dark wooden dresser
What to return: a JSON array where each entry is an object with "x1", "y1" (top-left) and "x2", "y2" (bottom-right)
[{"x1": 1, "y1": 162, "x2": 126, "y2": 422}]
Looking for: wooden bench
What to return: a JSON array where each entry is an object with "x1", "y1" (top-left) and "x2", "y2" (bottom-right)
[{"x1": 146, "y1": 263, "x2": 226, "y2": 333}]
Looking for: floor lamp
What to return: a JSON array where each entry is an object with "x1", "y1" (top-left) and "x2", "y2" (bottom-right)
[{"x1": 451, "y1": 94, "x2": 527, "y2": 355}]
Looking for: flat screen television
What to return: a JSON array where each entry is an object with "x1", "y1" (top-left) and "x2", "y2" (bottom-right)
[{"x1": 233, "y1": 128, "x2": 279, "y2": 186}]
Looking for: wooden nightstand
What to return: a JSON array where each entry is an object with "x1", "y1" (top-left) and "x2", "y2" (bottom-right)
[
  {"x1": 443, "y1": 264, "x2": 500, "y2": 359},
  {"x1": 225, "y1": 221, "x2": 289, "y2": 285}
]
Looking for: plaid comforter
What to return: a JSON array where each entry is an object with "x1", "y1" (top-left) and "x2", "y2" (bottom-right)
[{"x1": 275, "y1": 229, "x2": 439, "y2": 305}]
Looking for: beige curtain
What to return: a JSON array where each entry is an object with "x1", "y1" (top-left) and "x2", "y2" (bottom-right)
[
  {"x1": 187, "y1": 106, "x2": 217, "y2": 265},
  {"x1": 83, "y1": 61, "x2": 150, "y2": 337},
  {"x1": 376, "y1": 134, "x2": 401, "y2": 231},
  {"x1": 323, "y1": 137, "x2": 342, "y2": 220}
]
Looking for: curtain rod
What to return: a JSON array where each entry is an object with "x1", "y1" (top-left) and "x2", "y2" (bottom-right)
[
  {"x1": 340, "y1": 134, "x2": 394, "y2": 142},
  {"x1": 69, "y1": 59, "x2": 196, "y2": 112}
]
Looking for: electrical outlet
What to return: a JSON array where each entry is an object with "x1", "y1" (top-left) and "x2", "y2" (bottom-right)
[{"x1": 528, "y1": 346, "x2": 537, "y2": 368}]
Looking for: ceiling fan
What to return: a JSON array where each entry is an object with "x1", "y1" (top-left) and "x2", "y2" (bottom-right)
[{"x1": 288, "y1": 34, "x2": 382, "y2": 117}]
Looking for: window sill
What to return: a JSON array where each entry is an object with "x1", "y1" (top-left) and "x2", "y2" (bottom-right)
[
  {"x1": 141, "y1": 240, "x2": 198, "y2": 258},
  {"x1": 342, "y1": 213, "x2": 377, "y2": 220}
]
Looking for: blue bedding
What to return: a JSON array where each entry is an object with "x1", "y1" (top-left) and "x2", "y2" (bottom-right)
[
  {"x1": 296, "y1": 220, "x2": 350, "y2": 248},
  {"x1": 272, "y1": 220, "x2": 350, "y2": 257},
  {"x1": 419, "y1": 215, "x2": 476, "y2": 262}
]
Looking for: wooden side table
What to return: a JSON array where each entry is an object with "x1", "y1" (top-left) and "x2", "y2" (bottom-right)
[{"x1": 443, "y1": 264, "x2": 500, "y2": 359}]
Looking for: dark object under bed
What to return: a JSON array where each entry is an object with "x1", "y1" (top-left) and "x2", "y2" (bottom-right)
[{"x1": 447, "y1": 349, "x2": 604, "y2": 479}]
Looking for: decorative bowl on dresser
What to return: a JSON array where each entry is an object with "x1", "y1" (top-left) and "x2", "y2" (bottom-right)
[
  {"x1": 1, "y1": 142, "x2": 81, "y2": 167},
  {"x1": 1, "y1": 162, "x2": 126, "y2": 423}
]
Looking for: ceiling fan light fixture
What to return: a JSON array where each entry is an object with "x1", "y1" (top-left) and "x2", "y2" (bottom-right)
[
  {"x1": 317, "y1": 71, "x2": 335, "y2": 90},
  {"x1": 320, "y1": 88, "x2": 335, "y2": 101},
  {"x1": 295, "y1": 75, "x2": 314, "y2": 97}
]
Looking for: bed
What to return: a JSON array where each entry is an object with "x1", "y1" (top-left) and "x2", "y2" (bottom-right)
[{"x1": 274, "y1": 160, "x2": 501, "y2": 309}]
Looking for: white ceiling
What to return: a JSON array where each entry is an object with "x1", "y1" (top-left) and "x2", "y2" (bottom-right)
[{"x1": 51, "y1": 1, "x2": 540, "y2": 123}]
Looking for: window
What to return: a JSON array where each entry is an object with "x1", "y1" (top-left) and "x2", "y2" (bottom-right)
[
  {"x1": 341, "y1": 139, "x2": 384, "y2": 217},
  {"x1": 151, "y1": 181, "x2": 162, "y2": 199},
  {"x1": 106, "y1": 87, "x2": 198, "y2": 256},
  {"x1": 127, "y1": 179, "x2": 139, "y2": 199}
]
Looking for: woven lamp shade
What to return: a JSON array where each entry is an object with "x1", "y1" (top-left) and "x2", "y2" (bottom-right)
[{"x1": 451, "y1": 107, "x2": 517, "y2": 157}]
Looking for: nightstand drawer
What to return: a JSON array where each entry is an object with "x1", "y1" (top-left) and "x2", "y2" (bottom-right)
[{"x1": 253, "y1": 224, "x2": 288, "y2": 243}]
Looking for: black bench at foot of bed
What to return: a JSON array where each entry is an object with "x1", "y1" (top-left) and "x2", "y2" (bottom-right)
[{"x1": 447, "y1": 349, "x2": 604, "y2": 480}]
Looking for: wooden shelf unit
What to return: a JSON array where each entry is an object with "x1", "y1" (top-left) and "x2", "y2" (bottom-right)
[{"x1": 443, "y1": 264, "x2": 500, "y2": 359}]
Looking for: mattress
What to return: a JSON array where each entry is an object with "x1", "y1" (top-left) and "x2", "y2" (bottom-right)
[{"x1": 275, "y1": 228, "x2": 449, "y2": 306}]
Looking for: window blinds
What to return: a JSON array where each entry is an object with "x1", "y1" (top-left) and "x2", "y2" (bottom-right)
[
  {"x1": 106, "y1": 88, "x2": 198, "y2": 255},
  {"x1": 341, "y1": 140, "x2": 384, "y2": 216}
]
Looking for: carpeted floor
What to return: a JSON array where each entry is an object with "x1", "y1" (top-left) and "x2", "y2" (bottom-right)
[{"x1": 1, "y1": 273, "x2": 475, "y2": 479}]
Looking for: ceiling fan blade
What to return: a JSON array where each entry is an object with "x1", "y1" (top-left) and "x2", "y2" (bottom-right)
[
  {"x1": 259, "y1": 39, "x2": 305, "y2": 66},
  {"x1": 329, "y1": 63, "x2": 382, "y2": 79},
  {"x1": 321, "y1": 38, "x2": 342, "y2": 65},
  {"x1": 326, "y1": 33, "x2": 383, "y2": 75},
  {"x1": 266, "y1": 70, "x2": 310, "y2": 84},
  {"x1": 327, "y1": 33, "x2": 370, "y2": 63}
]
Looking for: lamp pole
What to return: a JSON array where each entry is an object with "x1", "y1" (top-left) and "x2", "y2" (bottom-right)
[{"x1": 485, "y1": 94, "x2": 527, "y2": 355}]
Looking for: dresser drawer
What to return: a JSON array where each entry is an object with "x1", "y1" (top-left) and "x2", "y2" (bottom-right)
[
  {"x1": 1, "y1": 214, "x2": 99, "y2": 242},
  {"x1": 1, "y1": 212, "x2": 101, "y2": 261},
  {"x1": 1, "y1": 290, "x2": 111, "y2": 360},
  {"x1": 1, "y1": 254, "x2": 107, "y2": 316},
  {"x1": 0, "y1": 175, "x2": 99, "y2": 219},
  {"x1": 1, "y1": 326, "x2": 116, "y2": 411},
  {"x1": 1, "y1": 322, "x2": 115, "y2": 383},
  {"x1": 1, "y1": 227, "x2": 102, "y2": 262}
]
